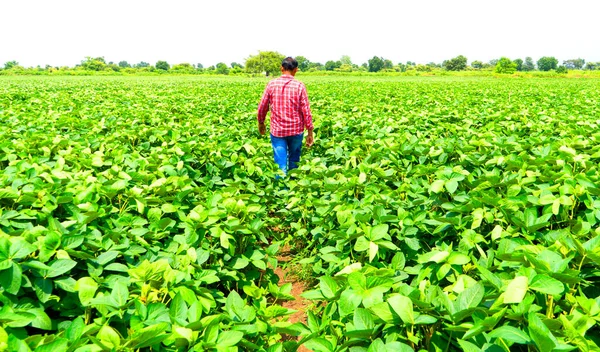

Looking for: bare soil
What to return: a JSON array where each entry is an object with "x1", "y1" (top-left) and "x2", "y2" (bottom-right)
[{"x1": 274, "y1": 246, "x2": 313, "y2": 352}]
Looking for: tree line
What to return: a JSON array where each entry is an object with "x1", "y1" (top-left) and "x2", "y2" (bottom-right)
[{"x1": 2, "y1": 52, "x2": 599, "y2": 75}]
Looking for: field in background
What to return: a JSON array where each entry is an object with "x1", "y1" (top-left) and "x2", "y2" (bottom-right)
[{"x1": 1, "y1": 76, "x2": 600, "y2": 351}]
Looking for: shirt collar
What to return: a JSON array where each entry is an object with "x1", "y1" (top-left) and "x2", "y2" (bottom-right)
[{"x1": 280, "y1": 74, "x2": 294, "y2": 79}]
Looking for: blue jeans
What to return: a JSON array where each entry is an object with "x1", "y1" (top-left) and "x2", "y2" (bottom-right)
[{"x1": 270, "y1": 133, "x2": 303, "y2": 176}]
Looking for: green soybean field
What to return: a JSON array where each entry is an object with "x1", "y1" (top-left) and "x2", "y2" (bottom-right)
[{"x1": 1, "y1": 75, "x2": 600, "y2": 352}]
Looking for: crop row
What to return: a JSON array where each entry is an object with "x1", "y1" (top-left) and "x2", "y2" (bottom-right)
[{"x1": 0, "y1": 76, "x2": 599, "y2": 351}]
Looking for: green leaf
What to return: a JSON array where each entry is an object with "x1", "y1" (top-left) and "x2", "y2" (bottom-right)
[
  {"x1": 111, "y1": 281, "x2": 129, "y2": 307},
  {"x1": 354, "y1": 236, "x2": 370, "y2": 252},
  {"x1": 97, "y1": 325, "x2": 121, "y2": 348},
  {"x1": 216, "y1": 331, "x2": 244, "y2": 347},
  {"x1": 348, "y1": 271, "x2": 367, "y2": 292},
  {"x1": 456, "y1": 282, "x2": 484, "y2": 311},
  {"x1": 529, "y1": 274, "x2": 565, "y2": 296},
  {"x1": 319, "y1": 276, "x2": 339, "y2": 299},
  {"x1": 303, "y1": 338, "x2": 333, "y2": 352},
  {"x1": 46, "y1": 259, "x2": 77, "y2": 278},
  {"x1": 252, "y1": 260, "x2": 266, "y2": 270},
  {"x1": 457, "y1": 339, "x2": 481, "y2": 352},
  {"x1": 75, "y1": 277, "x2": 98, "y2": 306},
  {"x1": 128, "y1": 322, "x2": 170, "y2": 349},
  {"x1": 110, "y1": 179, "x2": 128, "y2": 191},
  {"x1": 477, "y1": 265, "x2": 503, "y2": 290},
  {"x1": 30, "y1": 308, "x2": 52, "y2": 330},
  {"x1": 447, "y1": 252, "x2": 470, "y2": 265},
  {"x1": 335, "y1": 262, "x2": 362, "y2": 276},
  {"x1": 230, "y1": 257, "x2": 249, "y2": 269},
  {"x1": 225, "y1": 290, "x2": 255, "y2": 322},
  {"x1": 10, "y1": 239, "x2": 36, "y2": 259},
  {"x1": 33, "y1": 278, "x2": 53, "y2": 303},
  {"x1": 66, "y1": 317, "x2": 85, "y2": 341},
  {"x1": 445, "y1": 179, "x2": 458, "y2": 194},
  {"x1": 358, "y1": 172, "x2": 367, "y2": 184},
  {"x1": 0, "y1": 262, "x2": 22, "y2": 295},
  {"x1": 430, "y1": 180, "x2": 445, "y2": 193},
  {"x1": 339, "y1": 289, "x2": 362, "y2": 317},
  {"x1": 353, "y1": 308, "x2": 375, "y2": 330},
  {"x1": 414, "y1": 314, "x2": 437, "y2": 325},
  {"x1": 369, "y1": 241, "x2": 379, "y2": 262},
  {"x1": 170, "y1": 292, "x2": 188, "y2": 325},
  {"x1": 419, "y1": 250, "x2": 449, "y2": 264},
  {"x1": 388, "y1": 294, "x2": 414, "y2": 325},
  {"x1": 95, "y1": 251, "x2": 119, "y2": 265},
  {"x1": 369, "y1": 224, "x2": 389, "y2": 241},
  {"x1": 367, "y1": 339, "x2": 386, "y2": 352},
  {"x1": 0, "y1": 188, "x2": 19, "y2": 199},
  {"x1": 161, "y1": 203, "x2": 177, "y2": 213},
  {"x1": 33, "y1": 338, "x2": 69, "y2": 352},
  {"x1": 528, "y1": 312, "x2": 557, "y2": 352},
  {"x1": 504, "y1": 276, "x2": 528, "y2": 304},
  {"x1": 489, "y1": 325, "x2": 531, "y2": 344}
]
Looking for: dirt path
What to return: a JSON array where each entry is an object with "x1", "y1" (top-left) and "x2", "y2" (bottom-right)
[{"x1": 274, "y1": 248, "x2": 312, "y2": 352}]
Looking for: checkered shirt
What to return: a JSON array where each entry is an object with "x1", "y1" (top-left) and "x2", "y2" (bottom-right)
[{"x1": 257, "y1": 74, "x2": 314, "y2": 137}]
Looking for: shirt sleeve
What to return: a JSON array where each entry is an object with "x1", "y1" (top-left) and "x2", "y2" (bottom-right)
[
  {"x1": 257, "y1": 84, "x2": 271, "y2": 123},
  {"x1": 299, "y1": 84, "x2": 314, "y2": 131}
]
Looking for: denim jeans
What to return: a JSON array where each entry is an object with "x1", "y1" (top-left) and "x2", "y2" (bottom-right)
[{"x1": 270, "y1": 133, "x2": 303, "y2": 176}]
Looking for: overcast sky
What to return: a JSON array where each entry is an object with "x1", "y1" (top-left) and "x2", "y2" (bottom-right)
[{"x1": 2, "y1": 0, "x2": 599, "y2": 68}]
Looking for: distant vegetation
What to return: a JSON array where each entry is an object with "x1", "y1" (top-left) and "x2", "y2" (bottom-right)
[{"x1": 1, "y1": 52, "x2": 599, "y2": 76}]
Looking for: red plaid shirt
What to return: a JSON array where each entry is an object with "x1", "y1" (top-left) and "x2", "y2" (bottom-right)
[{"x1": 257, "y1": 74, "x2": 314, "y2": 137}]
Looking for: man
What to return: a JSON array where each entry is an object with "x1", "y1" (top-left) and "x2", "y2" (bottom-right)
[{"x1": 257, "y1": 57, "x2": 314, "y2": 177}]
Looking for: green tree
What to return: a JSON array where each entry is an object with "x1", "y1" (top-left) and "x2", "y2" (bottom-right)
[
  {"x1": 245, "y1": 51, "x2": 285, "y2": 76},
  {"x1": 325, "y1": 60, "x2": 341, "y2": 71},
  {"x1": 368, "y1": 56, "x2": 384, "y2": 72},
  {"x1": 471, "y1": 60, "x2": 483, "y2": 69},
  {"x1": 537, "y1": 56, "x2": 558, "y2": 71},
  {"x1": 295, "y1": 56, "x2": 310, "y2": 71},
  {"x1": 156, "y1": 60, "x2": 170, "y2": 71},
  {"x1": 216, "y1": 62, "x2": 230, "y2": 75},
  {"x1": 337, "y1": 64, "x2": 353, "y2": 72},
  {"x1": 443, "y1": 55, "x2": 467, "y2": 71},
  {"x1": 118, "y1": 61, "x2": 130, "y2": 68},
  {"x1": 135, "y1": 61, "x2": 150, "y2": 68},
  {"x1": 523, "y1": 57, "x2": 535, "y2": 71},
  {"x1": 513, "y1": 58, "x2": 523, "y2": 71},
  {"x1": 340, "y1": 55, "x2": 352, "y2": 66},
  {"x1": 563, "y1": 58, "x2": 585, "y2": 70},
  {"x1": 81, "y1": 57, "x2": 106, "y2": 71},
  {"x1": 230, "y1": 62, "x2": 243, "y2": 69},
  {"x1": 308, "y1": 62, "x2": 323, "y2": 71},
  {"x1": 556, "y1": 65, "x2": 568, "y2": 74},
  {"x1": 106, "y1": 63, "x2": 120, "y2": 72},
  {"x1": 495, "y1": 57, "x2": 517, "y2": 74},
  {"x1": 172, "y1": 63, "x2": 195, "y2": 73},
  {"x1": 196, "y1": 63, "x2": 204, "y2": 69},
  {"x1": 383, "y1": 59, "x2": 394, "y2": 70},
  {"x1": 4, "y1": 61, "x2": 19, "y2": 69}
]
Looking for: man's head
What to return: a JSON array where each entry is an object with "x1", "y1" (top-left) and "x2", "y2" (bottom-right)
[{"x1": 281, "y1": 57, "x2": 298, "y2": 75}]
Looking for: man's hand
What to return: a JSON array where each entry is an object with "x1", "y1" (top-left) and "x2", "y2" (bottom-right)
[
  {"x1": 258, "y1": 122, "x2": 266, "y2": 135},
  {"x1": 305, "y1": 130, "x2": 314, "y2": 147}
]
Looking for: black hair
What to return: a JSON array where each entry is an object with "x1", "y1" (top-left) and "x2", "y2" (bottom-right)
[{"x1": 281, "y1": 57, "x2": 298, "y2": 71}]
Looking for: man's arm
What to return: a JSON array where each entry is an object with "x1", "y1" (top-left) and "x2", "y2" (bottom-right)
[
  {"x1": 299, "y1": 86, "x2": 314, "y2": 147},
  {"x1": 257, "y1": 85, "x2": 270, "y2": 135}
]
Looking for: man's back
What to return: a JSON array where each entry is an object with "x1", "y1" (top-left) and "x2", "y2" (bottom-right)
[{"x1": 258, "y1": 74, "x2": 313, "y2": 137}]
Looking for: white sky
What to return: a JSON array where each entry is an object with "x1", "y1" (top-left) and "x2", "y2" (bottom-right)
[{"x1": 2, "y1": 0, "x2": 599, "y2": 68}]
